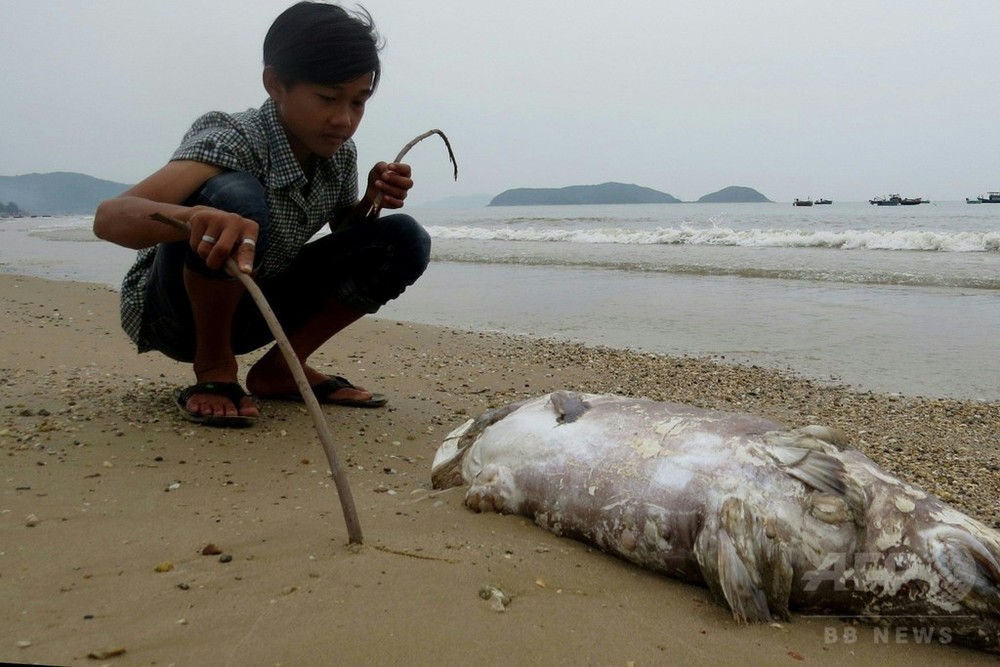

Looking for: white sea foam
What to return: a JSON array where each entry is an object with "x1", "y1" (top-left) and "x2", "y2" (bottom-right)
[{"x1": 425, "y1": 225, "x2": 1000, "y2": 253}]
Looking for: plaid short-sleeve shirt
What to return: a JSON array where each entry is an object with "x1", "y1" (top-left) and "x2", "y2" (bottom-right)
[{"x1": 119, "y1": 98, "x2": 359, "y2": 351}]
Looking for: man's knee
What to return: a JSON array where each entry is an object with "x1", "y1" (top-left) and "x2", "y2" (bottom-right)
[
  {"x1": 380, "y1": 213, "x2": 431, "y2": 274},
  {"x1": 184, "y1": 171, "x2": 271, "y2": 276},
  {"x1": 188, "y1": 171, "x2": 268, "y2": 224}
]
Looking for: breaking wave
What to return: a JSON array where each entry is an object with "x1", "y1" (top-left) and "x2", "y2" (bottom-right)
[{"x1": 425, "y1": 225, "x2": 1000, "y2": 253}]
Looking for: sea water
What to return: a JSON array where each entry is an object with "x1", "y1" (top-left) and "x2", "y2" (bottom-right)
[{"x1": 2, "y1": 200, "x2": 997, "y2": 400}]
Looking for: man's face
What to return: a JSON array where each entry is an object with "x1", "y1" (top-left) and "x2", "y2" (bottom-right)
[{"x1": 269, "y1": 71, "x2": 374, "y2": 167}]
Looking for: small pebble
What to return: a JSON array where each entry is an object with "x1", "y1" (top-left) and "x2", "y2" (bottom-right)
[
  {"x1": 478, "y1": 585, "x2": 511, "y2": 612},
  {"x1": 219, "y1": 554, "x2": 233, "y2": 563},
  {"x1": 154, "y1": 561, "x2": 174, "y2": 573}
]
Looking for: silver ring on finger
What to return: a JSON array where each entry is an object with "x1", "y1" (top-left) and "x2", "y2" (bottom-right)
[
  {"x1": 201, "y1": 234, "x2": 217, "y2": 244},
  {"x1": 240, "y1": 238, "x2": 257, "y2": 247}
]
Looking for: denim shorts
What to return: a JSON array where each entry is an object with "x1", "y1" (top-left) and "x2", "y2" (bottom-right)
[{"x1": 141, "y1": 171, "x2": 431, "y2": 362}]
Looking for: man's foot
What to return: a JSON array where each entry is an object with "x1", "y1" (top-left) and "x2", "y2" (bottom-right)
[
  {"x1": 247, "y1": 362, "x2": 384, "y2": 407},
  {"x1": 260, "y1": 375, "x2": 387, "y2": 408},
  {"x1": 175, "y1": 381, "x2": 260, "y2": 427}
]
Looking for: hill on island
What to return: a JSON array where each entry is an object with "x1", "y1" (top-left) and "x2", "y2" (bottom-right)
[
  {"x1": 489, "y1": 182, "x2": 681, "y2": 206},
  {"x1": 697, "y1": 186, "x2": 771, "y2": 203},
  {"x1": 0, "y1": 172, "x2": 132, "y2": 216}
]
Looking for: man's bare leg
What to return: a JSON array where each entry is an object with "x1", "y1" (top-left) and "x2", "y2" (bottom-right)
[
  {"x1": 182, "y1": 268, "x2": 260, "y2": 418},
  {"x1": 245, "y1": 298, "x2": 375, "y2": 402}
]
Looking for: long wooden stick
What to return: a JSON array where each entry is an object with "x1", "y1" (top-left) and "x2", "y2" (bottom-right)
[
  {"x1": 150, "y1": 212, "x2": 364, "y2": 545},
  {"x1": 367, "y1": 129, "x2": 458, "y2": 217}
]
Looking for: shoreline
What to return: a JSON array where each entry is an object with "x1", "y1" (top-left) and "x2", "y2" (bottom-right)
[
  {"x1": 1, "y1": 272, "x2": 999, "y2": 665},
  {"x1": 3, "y1": 213, "x2": 998, "y2": 401}
]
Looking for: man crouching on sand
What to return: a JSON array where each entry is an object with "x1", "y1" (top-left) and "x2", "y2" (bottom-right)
[{"x1": 93, "y1": 2, "x2": 430, "y2": 427}]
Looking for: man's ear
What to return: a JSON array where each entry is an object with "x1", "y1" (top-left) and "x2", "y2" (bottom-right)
[{"x1": 262, "y1": 66, "x2": 285, "y2": 100}]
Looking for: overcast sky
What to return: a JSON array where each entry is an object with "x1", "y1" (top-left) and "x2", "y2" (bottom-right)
[{"x1": 2, "y1": 0, "x2": 998, "y2": 204}]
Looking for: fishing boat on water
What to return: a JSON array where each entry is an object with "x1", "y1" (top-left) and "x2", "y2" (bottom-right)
[
  {"x1": 793, "y1": 198, "x2": 813, "y2": 207},
  {"x1": 977, "y1": 192, "x2": 1000, "y2": 203},
  {"x1": 870, "y1": 194, "x2": 925, "y2": 206},
  {"x1": 814, "y1": 198, "x2": 832, "y2": 205}
]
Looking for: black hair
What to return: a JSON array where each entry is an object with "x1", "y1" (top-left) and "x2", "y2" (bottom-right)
[{"x1": 263, "y1": 2, "x2": 383, "y2": 91}]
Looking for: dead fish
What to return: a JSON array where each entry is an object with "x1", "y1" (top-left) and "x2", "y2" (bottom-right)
[{"x1": 431, "y1": 391, "x2": 1000, "y2": 654}]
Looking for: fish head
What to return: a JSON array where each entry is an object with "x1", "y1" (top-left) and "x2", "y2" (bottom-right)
[
  {"x1": 922, "y1": 522, "x2": 1000, "y2": 650},
  {"x1": 851, "y1": 501, "x2": 1000, "y2": 652}
]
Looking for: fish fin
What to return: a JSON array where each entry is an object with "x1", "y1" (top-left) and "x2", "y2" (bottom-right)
[
  {"x1": 765, "y1": 428, "x2": 868, "y2": 522},
  {"x1": 798, "y1": 424, "x2": 853, "y2": 450},
  {"x1": 549, "y1": 391, "x2": 591, "y2": 424},
  {"x1": 715, "y1": 530, "x2": 772, "y2": 623},
  {"x1": 769, "y1": 446, "x2": 847, "y2": 495},
  {"x1": 697, "y1": 497, "x2": 792, "y2": 623},
  {"x1": 465, "y1": 464, "x2": 522, "y2": 514},
  {"x1": 462, "y1": 401, "x2": 527, "y2": 448}
]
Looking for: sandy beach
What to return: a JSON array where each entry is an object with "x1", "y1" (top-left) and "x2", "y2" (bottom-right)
[{"x1": 2, "y1": 273, "x2": 999, "y2": 666}]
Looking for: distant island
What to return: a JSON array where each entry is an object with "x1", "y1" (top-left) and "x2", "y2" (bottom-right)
[
  {"x1": 697, "y1": 186, "x2": 771, "y2": 203},
  {"x1": 489, "y1": 182, "x2": 769, "y2": 206},
  {"x1": 0, "y1": 172, "x2": 131, "y2": 216},
  {"x1": 489, "y1": 182, "x2": 681, "y2": 206},
  {"x1": 0, "y1": 172, "x2": 774, "y2": 214}
]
